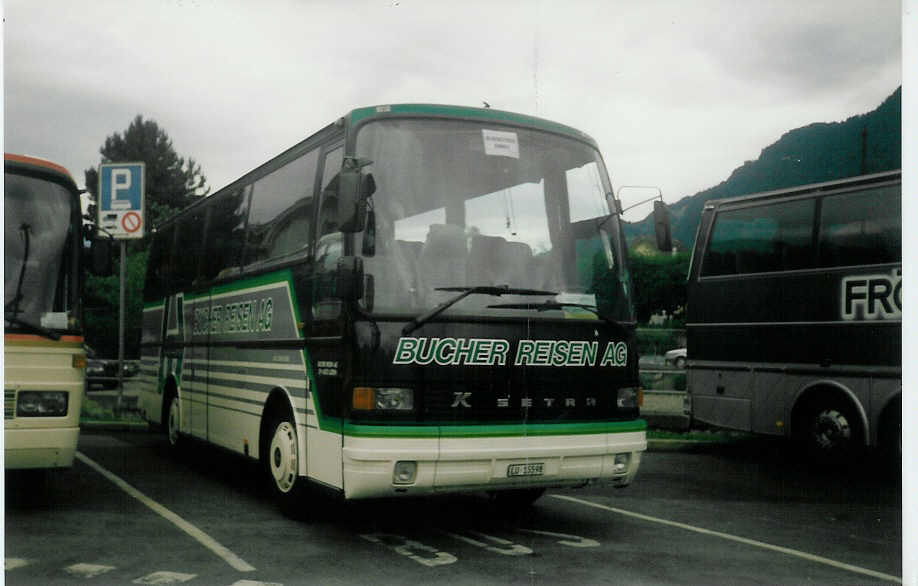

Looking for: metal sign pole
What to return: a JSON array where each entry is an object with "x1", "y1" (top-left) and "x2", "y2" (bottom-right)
[
  {"x1": 99, "y1": 162, "x2": 144, "y2": 413},
  {"x1": 117, "y1": 239, "x2": 126, "y2": 411}
]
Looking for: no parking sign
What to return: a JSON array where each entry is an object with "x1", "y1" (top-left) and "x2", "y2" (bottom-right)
[{"x1": 98, "y1": 162, "x2": 145, "y2": 239}]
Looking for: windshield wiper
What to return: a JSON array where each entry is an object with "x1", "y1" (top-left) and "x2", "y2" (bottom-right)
[
  {"x1": 5, "y1": 223, "x2": 31, "y2": 319},
  {"x1": 402, "y1": 285, "x2": 557, "y2": 336},
  {"x1": 4, "y1": 314, "x2": 61, "y2": 341},
  {"x1": 486, "y1": 301, "x2": 627, "y2": 333}
]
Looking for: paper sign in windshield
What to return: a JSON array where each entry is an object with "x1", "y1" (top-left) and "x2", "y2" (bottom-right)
[{"x1": 482, "y1": 129, "x2": 520, "y2": 159}]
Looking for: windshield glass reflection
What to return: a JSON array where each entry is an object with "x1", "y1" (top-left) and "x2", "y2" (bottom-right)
[
  {"x1": 4, "y1": 173, "x2": 75, "y2": 328},
  {"x1": 355, "y1": 118, "x2": 633, "y2": 322}
]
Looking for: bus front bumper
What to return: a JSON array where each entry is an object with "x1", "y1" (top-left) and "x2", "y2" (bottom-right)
[
  {"x1": 4, "y1": 426, "x2": 80, "y2": 469},
  {"x1": 341, "y1": 429, "x2": 645, "y2": 500}
]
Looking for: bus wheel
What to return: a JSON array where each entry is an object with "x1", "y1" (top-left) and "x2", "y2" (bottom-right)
[
  {"x1": 795, "y1": 397, "x2": 862, "y2": 462},
  {"x1": 489, "y1": 488, "x2": 545, "y2": 508},
  {"x1": 264, "y1": 413, "x2": 307, "y2": 516},
  {"x1": 166, "y1": 394, "x2": 183, "y2": 450}
]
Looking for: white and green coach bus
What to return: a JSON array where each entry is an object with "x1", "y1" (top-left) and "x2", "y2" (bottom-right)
[{"x1": 139, "y1": 104, "x2": 666, "y2": 512}]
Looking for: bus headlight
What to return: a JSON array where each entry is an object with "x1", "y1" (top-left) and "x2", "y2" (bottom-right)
[
  {"x1": 616, "y1": 387, "x2": 642, "y2": 409},
  {"x1": 353, "y1": 387, "x2": 415, "y2": 411},
  {"x1": 393, "y1": 461, "x2": 418, "y2": 484},
  {"x1": 16, "y1": 391, "x2": 69, "y2": 417}
]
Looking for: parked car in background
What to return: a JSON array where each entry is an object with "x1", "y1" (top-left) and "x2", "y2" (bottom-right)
[
  {"x1": 85, "y1": 347, "x2": 118, "y2": 390},
  {"x1": 664, "y1": 347, "x2": 687, "y2": 369},
  {"x1": 121, "y1": 360, "x2": 140, "y2": 378},
  {"x1": 85, "y1": 346, "x2": 138, "y2": 389}
]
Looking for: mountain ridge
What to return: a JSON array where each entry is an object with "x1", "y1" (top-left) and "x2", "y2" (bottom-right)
[{"x1": 624, "y1": 87, "x2": 902, "y2": 249}]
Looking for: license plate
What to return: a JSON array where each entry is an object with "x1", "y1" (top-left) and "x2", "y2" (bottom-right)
[{"x1": 507, "y1": 463, "x2": 544, "y2": 478}]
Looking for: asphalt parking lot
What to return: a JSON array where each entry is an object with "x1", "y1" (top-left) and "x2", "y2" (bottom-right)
[{"x1": 5, "y1": 429, "x2": 901, "y2": 585}]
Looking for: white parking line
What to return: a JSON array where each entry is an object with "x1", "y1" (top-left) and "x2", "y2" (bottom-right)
[
  {"x1": 65, "y1": 563, "x2": 116, "y2": 578},
  {"x1": 551, "y1": 494, "x2": 901, "y2": 584},
  {"x1": 5, "y1": 558, "x2": 30, "y2": 571},
  {"x1": 75, "y1": 451, "x2": 256, "y2": 573}
]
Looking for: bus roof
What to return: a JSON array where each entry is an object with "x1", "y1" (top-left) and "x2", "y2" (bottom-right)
[
  {"x1": 153, "y1": 104, "x2": 601, "y2": 231},
  {"x1": 347, "y1": 103, "x2": 597, "y2": 147},
  {"x1": 703, "y1": 169, "x2": 901, "y2": 211},
  {"x1": 5, "y1": 153, "x2": 79, "y2": 189}
]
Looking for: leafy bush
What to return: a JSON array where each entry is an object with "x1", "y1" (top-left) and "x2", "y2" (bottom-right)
[
  {"x1": 640, "y1": 371, "x2": 686, "y2": 391},
  {"x1": 80, "y1": 397, "x2": 119, "y2": 422},
  {"x1": 636, "y1": 328, "x2": 685, "y2": 357}
]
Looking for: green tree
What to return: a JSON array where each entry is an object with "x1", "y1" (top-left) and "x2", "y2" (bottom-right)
[
  {"x1": 628, "y1": 251, "x2": 690, "y2": 323},
  {"x1": 84, "y1": 114, "x2": 209, "y2": 229},
  {"x1": 83, "y1": 249, "x2": 148, "y2": 358},
  {"x1": 83, "y1": 115, "x2": 209, "y2": 357}
]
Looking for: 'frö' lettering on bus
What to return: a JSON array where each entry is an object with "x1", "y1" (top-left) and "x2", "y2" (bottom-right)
[
  {"x1": 392, "y1": 337, "x2": 627, "y2": 367},
  {"x1": 841, "y1": 269, "x2": 902, "y2": 321},
  {"x1": 193, "y1": 297, "x2": 274, "y2": 336}
]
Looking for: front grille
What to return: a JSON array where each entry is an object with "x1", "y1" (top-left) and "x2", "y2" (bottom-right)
[{"x1": 5, "y1": 390, "x2": 16, "y2": 420}]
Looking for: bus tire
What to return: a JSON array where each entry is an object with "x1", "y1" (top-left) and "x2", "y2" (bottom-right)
[
  {"x1": 793, "y1": 393, "x2": 863, "y2": 463},
  {"x1": 488, "y1": 488, "x2": 545, "y2": 508},
  {"x1": 165, "y1": 392, "x2": 183, "y2": 451},
  {"x1": 263, "y1": 411, "x2": 308, "y2": 517}
]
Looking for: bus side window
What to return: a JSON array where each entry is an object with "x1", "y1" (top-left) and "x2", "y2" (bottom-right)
[
  {"x1": 173, "y1": 211, "x2": 206, "y2": 292},
  {"x1": 245, "y1": 149, "x2": 319, "y2": 267},
  {"x1": 317, "y1": 146, "x2": 344, "y2": 238},
  {"x1": 144, "y1": 225, "x2": 175, "y2": 302},
  {"x1": 817, "y1": 185, "x2": 901, "y2": 268},
  {"x1": 702, "y1": 199, "x2": 813, "y2": 276},
  {"x1": 202, "y1": 186, "x2": 250, "y2": 281},
  {"x1": 313, "y1": 146, "x2": 344, "y2": 320}
]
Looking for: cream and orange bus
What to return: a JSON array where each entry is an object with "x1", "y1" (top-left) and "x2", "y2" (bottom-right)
[{"x1": 4, "y1": 154, "x2": 88, "y2": 469}]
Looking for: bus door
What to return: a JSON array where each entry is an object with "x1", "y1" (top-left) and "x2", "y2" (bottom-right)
[
  {"x1": 189, "y1": 290, "x2": 210, "y2": 440},
  {"x1": 172, "y1": 208, "x2": 209, "y2": 440},
  {"x1": 308, "y1": 142, "x2": 345, "y2": 488},
  {"x1": 200, "y1": 186, "x2": 251, "y2": 451},
  {"x1": 143, "y1": 223, "x2": 175, "y2": 400}
]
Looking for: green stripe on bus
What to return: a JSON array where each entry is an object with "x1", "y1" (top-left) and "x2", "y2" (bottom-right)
[{"x1": 342, "y1": 420, "x2": 646, "y2": 438}]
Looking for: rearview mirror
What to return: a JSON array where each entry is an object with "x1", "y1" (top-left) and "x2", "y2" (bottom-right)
[
  {"x1": 653, "y1": 200, "x2": 672, "y2": 252},
  {"x1": 337, "y1": 157, "x2": 375, "y2": 233}
]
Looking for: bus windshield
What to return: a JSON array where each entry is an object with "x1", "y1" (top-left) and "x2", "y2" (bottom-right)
[
  {"x1": 355, "y1": 118, "x2": 634, "y2": 322},
  {"x1": 4, "y1": 172, "x2": 75, "y2": 329}
]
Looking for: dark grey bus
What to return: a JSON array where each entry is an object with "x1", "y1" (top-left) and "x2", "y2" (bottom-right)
[{"x1": 685, "y1": 171, "x2": 901, "y2": 461}]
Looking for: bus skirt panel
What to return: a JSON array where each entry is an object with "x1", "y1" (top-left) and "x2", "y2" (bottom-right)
[
  {"x1": 5, "y1": 426, "x2": 80, "y2": 469},
  {"x1": 341, "y1": 428, "x2": 645, "y2": 499}
]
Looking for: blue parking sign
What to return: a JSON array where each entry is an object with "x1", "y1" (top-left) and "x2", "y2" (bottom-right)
[{"x1": 98, "y1": 162, "x2": 145, "y2": 239}]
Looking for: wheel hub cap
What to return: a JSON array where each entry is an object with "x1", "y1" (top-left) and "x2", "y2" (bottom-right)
[
  {"x1": 813, "y1": 409, "x2": 850, "y2": 450},
  {"x1": 269, "y1": 422, "x2": 297, "y2": 493}
]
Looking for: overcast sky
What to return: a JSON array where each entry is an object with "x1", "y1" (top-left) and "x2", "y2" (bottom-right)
[{"x1": 3, "y1": 0, "x2": 903, "y2": 221}]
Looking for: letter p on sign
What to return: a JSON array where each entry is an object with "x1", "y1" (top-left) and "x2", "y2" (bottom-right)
[{"x1": 111, "y1": 169, "x2": 132, "y2": 209}]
